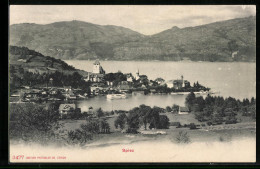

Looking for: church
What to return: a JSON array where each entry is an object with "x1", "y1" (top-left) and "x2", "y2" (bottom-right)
[{"x1": 84, "y1": 60, "x2": 105, "y2": 82}]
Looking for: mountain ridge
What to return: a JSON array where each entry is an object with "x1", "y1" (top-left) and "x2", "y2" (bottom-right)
[{"x1": 10, "y1": 16, "x2": 256, "y2": 62}]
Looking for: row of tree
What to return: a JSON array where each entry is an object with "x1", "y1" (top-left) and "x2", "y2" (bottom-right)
[
  {"x1": 114, "y1": 104, "x2": 169, "y2": 133},
  {"x1": 67, "y1": 119, "x2": 110, "y2": 145},
  {"x1": 185, "y1": 92, "x2": 256, "y2": 123},
  {"x1": 10, "y1": 67, "x2": 90, "y2": 93},
  {"x1": 9, "y1": 103, "x2": 111, "y2": 145}
]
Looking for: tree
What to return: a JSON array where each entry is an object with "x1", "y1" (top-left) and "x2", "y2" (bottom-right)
[
  {"x1": 211, "y1": 112, "x2": 224, "y2": 124},
  {"x1": 250, "y1": 97, "x2": 255, "y2": 105},
  {"x1": 157, "y1": 115, "x2": 170, "y2": 129},
  {"x1": 18, "y1": 67, "x2": 24, "y2": 74},
  {"x1": 10, "y1": 65, "x2": 16, "y2": 74},
  {"x1": 114, "y1": 113, "x2": 127, "y2": 130},
  {"x1": 228, "y1": 39, "x2": 239, "y2": 55},
  {"x1": 137, "y1": 105, "x2": 152, "y2": 130},
  {"x1": 148, "y1": 109, "x2": 160, "y2": 129},
  {"x1": 189, "y1": 123, "x2": 197, "y2": 130},
  {"x1": 242, "y1": 98, "x2": 250, "y2": 106},
  {"x1": 67, "y1": 128, "x2": 92, "y2": 145},
  {"x1": 204, "y1": 94, "x2": 215, "y2": 106},
  {"x1": 99, "y1": 119, "x2": 110, "y2": 133},
  {"x1": 166, "y1": 106, "x2": 172, "y2": 112},
  {"x1": 185, "y1": 92, "x2": 196, "y2": 110},
  {"x1": 172, "y1": 104, "x2": 179, "y2": 113},
  {"x1": 193, "y1": 96, "x2": 205, "y2": 112},
  {"x1": 127, "y1": 110, "x2": 140, "y2": 133},
  {"x1": 81, "y1": 121, "x2": 99, "y2": 134},
  {"x1": 96, "y1": 108, "x2": 104, "y2": 118}
]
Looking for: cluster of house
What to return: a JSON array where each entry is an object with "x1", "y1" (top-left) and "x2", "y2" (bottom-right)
[
  {"x1": 10, "y1": 85, "x2": 83, "y2": 103},
  {"x1": 11, "y1": 60, "x2": 195, "y2": 104},
  {"x1": 58, "y1": 103, "x2": 190, "y2": 120},
  {"x1": 57, "y1": 102, "x2": 190, "y2": 120},
  {"x1": 58, "y1": 103, "x2": 83, "y2": 118},
  {"x1": 83, "y1": 60, "x2": 191, "y2": 96},
  {"x1": 83, "y1": 60, "x2": 150, "y2": 95}
]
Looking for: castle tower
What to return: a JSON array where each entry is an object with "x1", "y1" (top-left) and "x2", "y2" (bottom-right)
[
  {"x1": 92, "y1": 60, "x2": 105, "y2": 74},
  {"x1": 93, "y1": 60, "x2": 101, "y2": 74}
]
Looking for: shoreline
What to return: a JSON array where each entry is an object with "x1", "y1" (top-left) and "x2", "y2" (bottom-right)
[{"x1": 64, "y1": 60, "x2": 256, "y2": 63}]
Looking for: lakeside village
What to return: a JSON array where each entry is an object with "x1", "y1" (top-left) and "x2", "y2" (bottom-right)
[
  {"x1": 10, "y1": 60, "x2": 211, "y2": 103},
  {"x1": 10, "y1": 60, "x2": 212, "y2": 118},
  {"x1": 9, "y1": 60, "x2": 256, "y2": 145}
]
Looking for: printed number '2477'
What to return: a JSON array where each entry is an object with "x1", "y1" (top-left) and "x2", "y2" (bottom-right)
[{"x1": 12, "y1": 155, "x2": 24, "y2": 160}]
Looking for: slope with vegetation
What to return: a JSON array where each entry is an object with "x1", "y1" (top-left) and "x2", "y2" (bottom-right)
[
  {"x1": 9, "y1": 46, "x2": 89, "y2": 93},
  {"x1": 10, "y1": 16, "x2": 256, "y2": 62}
]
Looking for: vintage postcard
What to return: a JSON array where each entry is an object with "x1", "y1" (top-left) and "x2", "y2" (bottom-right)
[{"x1": 9, "y1": 5, "x2": 256, "y2": 163}]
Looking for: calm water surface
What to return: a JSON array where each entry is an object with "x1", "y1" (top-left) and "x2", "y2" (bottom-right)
[{"x1": 65, "y1": 60, "x2": 256, "y2": 111}]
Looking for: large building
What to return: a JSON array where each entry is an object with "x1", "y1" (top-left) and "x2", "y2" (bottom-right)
[
  {"x1": 166, "y1": 75, "x2": 190, "y2": 89},
  {"x1": 84, "y1": 60, "x2": 105, "y2": 82},
  {"x1": 92, "y1": 60, "x2": 105, "y2": 74}
]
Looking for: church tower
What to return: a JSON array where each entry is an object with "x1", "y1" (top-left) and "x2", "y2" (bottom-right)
[
  {"x1": 181, "y1": 75, "x2": 185, "y2": 87},
  {"x1": 135, "y1": 69, "x2": 140, "y2": 80}
]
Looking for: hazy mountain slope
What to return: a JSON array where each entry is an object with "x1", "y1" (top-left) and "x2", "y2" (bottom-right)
[
  {"x1": 10, "y1": 20, "x2": 144, "y2": 60},
  {"x1": 10, "y1": 16, "x2": 256, "y2": 62},
  {"x1": 113, "y1": 16, "x2": 256, "y2": 61}
]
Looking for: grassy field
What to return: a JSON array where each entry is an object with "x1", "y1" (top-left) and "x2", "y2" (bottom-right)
[
  {"x1": 164, "y1": 112, "x2": 201, "y2": 125},
  {"x1": 54, "y1": 114, "x2": 255, "y2": 149}
]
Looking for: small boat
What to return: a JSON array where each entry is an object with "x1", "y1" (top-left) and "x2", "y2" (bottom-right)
[{"x1": 107, "y1": 93, "x2": 127, "y2": 99}]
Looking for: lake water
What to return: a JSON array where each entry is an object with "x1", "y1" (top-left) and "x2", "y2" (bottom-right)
[{"x1": 65, "y1": 60, "x2": 256, "y2": 111}]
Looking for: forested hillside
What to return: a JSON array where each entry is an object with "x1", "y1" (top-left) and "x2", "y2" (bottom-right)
[{"x1": 10, "y1": 16, "x2": 256, "y2": 62}]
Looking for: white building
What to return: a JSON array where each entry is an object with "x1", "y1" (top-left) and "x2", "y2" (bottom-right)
[
  {"x1": 126, "y1": 73, "x2": 134, "y2": 82},
  {"x1": 166, "y1": 80, "x2": 174, "y2": 88}
]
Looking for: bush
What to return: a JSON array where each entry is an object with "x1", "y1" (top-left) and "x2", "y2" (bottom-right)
[
  {"x1": 170, "y1": 122, "x2": 181, "y2": 127},
  {"x1": 96, "y1": 108, "x2": 104, "y2": 118},
  {"x1": 166, "y1": 106, "x2": 172, "y2": 112},
  {"x1": 126, "y1": 128, "x2": 139, "y2": 134},
  {"x1": 67, "y1": 119, "x2": 110, "y2": 145},
  {"x1": 172, "y1": 104, "x2": 179, "y2": 113},
  {"x1": 110, "y1": 111, "x2": 114, "y2": 115},
  {"x1": 175, "y1": 131, "x2": 191, "y2": 144},
  {"x1": 189, "y1": 123, "x2": 197, "y2": 130},
  {"x1": 67, "y1": 129, "x2": 93, "y2": 146}
]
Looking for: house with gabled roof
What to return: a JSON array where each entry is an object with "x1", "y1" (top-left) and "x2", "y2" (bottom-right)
[
  {"x1": 178, "y1": 106, "x2": 190, "y2": 115},
  {"x1": 59, "y1": 104, "x2": 76, "y2": 118}
]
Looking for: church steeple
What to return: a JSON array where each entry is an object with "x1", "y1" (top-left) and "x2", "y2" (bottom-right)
[{"x1": 135, "y1": 69, "x2": 140, "y2": 80}]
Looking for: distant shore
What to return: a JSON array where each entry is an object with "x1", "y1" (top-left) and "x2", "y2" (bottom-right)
[{"x1": 64, "y1": 59, "x2": 256, "y2": 63}]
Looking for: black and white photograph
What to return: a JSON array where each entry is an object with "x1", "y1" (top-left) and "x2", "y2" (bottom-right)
[{"x1": 9, "y1": 5, "x2": 256, "y2": 162}]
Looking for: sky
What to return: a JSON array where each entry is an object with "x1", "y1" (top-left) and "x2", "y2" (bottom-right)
[{"x1": 10, "y1": 5, "x2": 256, "y2": 35}]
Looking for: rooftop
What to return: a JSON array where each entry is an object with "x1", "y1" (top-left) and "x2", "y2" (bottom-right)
[
  {"x1": 179, "y1": 107, "x2": 190, "y2": 112},
  {"x1": 59, "y1": 104, "x2": 76, "y2": 111},
  {"x1": 94, "y1": 60, "x2": 100, "y2": 65}
]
